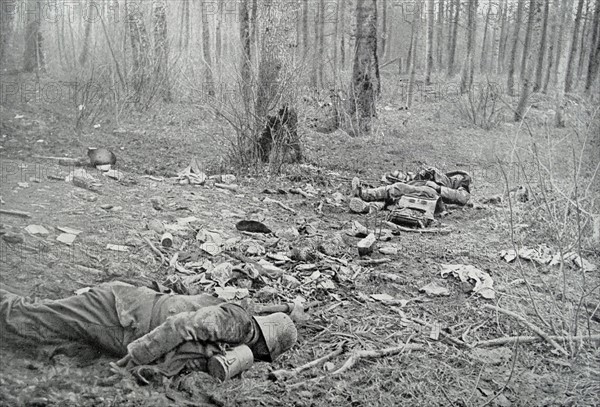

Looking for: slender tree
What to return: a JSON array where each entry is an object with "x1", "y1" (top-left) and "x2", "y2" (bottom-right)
[
  {"x1": 460, "y1": 0, "x2": 478, "y2": 93},
  {"x1": 507, "y1": 0, "x2": 525, "y2": 95},
  {"x1": 552, "y1": 0, "x2": 571, "y2": 88},
  {"x1": 318, "y1": 0, "x2": 326, "y2": 87},
  {"x1": 516, "y1": 0, "x2": 541, "y2": 121},
  {"x1": 0, "y1": 0, "x2": 16, "y2": 71},
  {"x1": 446, "y1": 0, "x2": 455, "y2": 70},
  {"x1": 585, "y1": 0, "x2": 600, "y2": 93},
  {"x1": 349, "y1": 0, "x2": 378, "y2": 134},
  {"x1": 79, "y1": 0, "x2": 96, "y2": 66},
  {"x1": 565, "y1": 0, "x2": 585, "y2": 92},
  {"x1": 425, "y1": 0, "x2": 435, "y2": 84},
  {"x1": 533, "y1": 0, "x2": 550, "y2": 91},
  {"x1": 447, "y1": 0, "x2": 460, "y2": 76},
  {"x1": 153, "y1": 0, "x2": 170, "y2": 101},
  {"x1": 520, "y1": 0, "x2": 536, "y2": 81},
  {"x1": 201, "y1": 2, "x2": 215, "y2": 96},
  {"x1": 436, "y1": 0, "x2": 444, "y2": 67},
  {"x1": 23, "y1": 0, "x2": 45, "y2": 72},
  {"x1": 497, "y1": 0, "x2": 509, "y2": 73},
  {"x1": 480, "y1": 5, "x2": 491, "y2": 73},
  {"x1": 380, "y1": 0, "x2": 388, "y2": 59},
  {"x1": 302, "y1": 0, "x2": 309, "y2": 59},
  {"x1": 576, "y1": 0, "x2": 591, "y2": 81},
  {"x1": 407, "y1": 1, "x2": 422, "y2": 107},
  {"x1": 542, "y1": 0, "x2": 560, "y2": 92},
  {"x1": 240, "y1": 0, "x2": 252, "y2": 110}
]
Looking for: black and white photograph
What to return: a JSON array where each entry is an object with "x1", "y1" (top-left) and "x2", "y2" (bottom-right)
[{"x1": 0, "y1": 0, "x2": 599, "y2": 405}]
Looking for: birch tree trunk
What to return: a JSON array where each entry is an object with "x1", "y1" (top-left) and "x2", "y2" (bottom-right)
[
  {"x1": 79, "y1": 0, "x2": 95, "y2": 66},
  {"x1": 542, "y1": 0, "x2": 560, "y2": 92},
  {"x1": 425, "y1": 0, "x2": 435, "y2": 84},
  {"x1": 480, "y1": 5, "x2": 491, "y2": 73},
  {"x1": 507, "y1": 0, "x2": 525, "y2": 95},
  {"x1": 533, "y1": 0, "x2": 549, "y2": 91},
  {"x1": 585, "y1": 0, "x2": 600, "y2": 93},
  {"x1": 302, "y1": 0, "x2": 309, "y2": 59},
  {"x1": 340, "y1": 0, "x2": 346, "y2": 68},
  {"x1": 407, "y1": 1, "x2": 422, "y2": 107},
  {"x1": 515, "y1": 0, "x2": 541, "y2": 121},
  {"x1": 153, "y1": 0, "x2": 171, "y2": 101},
  {"x1": 552, "y1": 0, "x2": 571, "y2": 88},
  {"x1": 460, "y1": 0, "x2": 478, "y2": 93},
  {"x1": 497, "y1": 0, "x2": 509, "y2": 73},
  {"x1": 447, "y1": 0, "x2": 460, "y2": 76},
  {"x1": 349, "y1": 0, "x2": 378, "y2": 134},
  {"x1": 318, "y1": 0, "x2": 326, "y2": 87},
  {"x1": 380, "y1": 0, "x2": 388, "y2": 59},
  {"x1": 23, "y1": 0, "x2": 45, "y2": 72},
  {"x1": 565, "y1": 0, "x2": 585, "y2": 92},
  {"x1": 520, "y1": 0, "x2": 536, "y2": 81},
  {"x1": 201, "y1": 3, "x2": 215, "y2": 96},
  {"x1": 436, "y1": 0, "x2": 444, "y2": 68},
  {"x1": 0, "y1": 0, "x2": 16, "y2": 71}
]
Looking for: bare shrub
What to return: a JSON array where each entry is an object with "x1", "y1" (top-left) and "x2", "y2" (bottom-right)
[{"x1": 456, "y1": 81, "x2": 503, "y2": 130}]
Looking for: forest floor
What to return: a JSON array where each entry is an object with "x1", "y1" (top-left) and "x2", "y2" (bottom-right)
[{"x1": 0, "y1": 71, "x2": 599, "y2": 406}]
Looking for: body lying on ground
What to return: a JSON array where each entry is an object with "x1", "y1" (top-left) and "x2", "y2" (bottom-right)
[
  {"x1": 0, "y1": 282, "x2": 297, "y2": 378},
  {"x1": 350, "y1": 166, "x2": 472, "y2": 214}
]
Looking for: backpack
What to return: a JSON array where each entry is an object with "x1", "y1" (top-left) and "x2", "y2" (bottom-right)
[{"x1": 387, "y1": 195, "x2": 439, "y2": 228}]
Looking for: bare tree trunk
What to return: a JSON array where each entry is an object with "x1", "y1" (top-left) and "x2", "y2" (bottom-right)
[
  {"x1": 250, "y1": 0, "x2": 258, "y2": 64},
  {"x1": 446, "y1": 0, "x2": 455, "y2": 71},
  {"x1": 380, "y1": 0, "x2": 387, "y2": 59},
  {"x1": 407, "y1": 1, "x2": 422, "y2": 107},
  {"x1": 585, "y1": 0, "x2": 600, "y2": 93},
  {"x1": 516, "y1": 0, "x2": 541, "y2": 121},
  {"x1": 565, "y1": 0, "x2": 585, "y2": 92},
  {"x1": 507, "y1": 0, "x2": 525, "y2": 95},
  {"x1": 0, "y1": 0, "x2": 16, "y2": 71},
  {"x1": 340, "y1": 0, "x2": 346, "y2": 68},
  {"x1": 552, "y1": 0, "x2": 571, "y2": 88},
  {"x1": 436, "y1": 0, "x2": 444, "y2": 68},
  {"x1": 497, "y1": 0, "x2": 509, "y2": 73},
  {"x1": 533, "y1": 0, "x2": 550, "y2": 91},
  {"x1": 333, "y1": 1, "x2": 339, "y2": 80},
  {"x1": 460, "y1": 0, "x2": 478, "y2": 93},
  {"x1": 153, "y1": 0, "x2": 171, "y2": 101},
  {"x1": 179, "y1": 0, "x2": 190, "y2": 51},
  {"x1": 302, "y1": 0, "x2": 309, "y2": 59},
  {"x1": 480, "y1": 5, "x2": 491, "y2": 73},
  {"x1": 520, "y1": 0, "x2": 536, "y2": 81},
  {"x1": 201, "y1": 3, "x2": 215, "y2": 96},
  {"x1": 79, "y1": 0, "x2": 95, "y2": 66},
  {"x1": 23, "y1": 0, "x2": 45, "y2": 72},
  {"x1": 576, "y1": 0, "x2": 591, "y2": 81},
  {"x1": 240, "y1": 0, "x2": 252, "y2": 108},
  {"x1": 349, "y1": 0, "x2": 378, "y2": 134},
  {"x1": 318, "y1": 0, "x2": 326, "y2": 87},
  {"x1": 406, "y1": 21, "x2": 416, "y2": 74},
  {"x1": 542, "y1": 0, "x2": 560, "y2": 92},
  {"x1": 216, "y1": 11, "x2": 222, "y2": 66},
  {"x1": 425, "y1": 0, "x2": 435, "y2": 84},
  {"x1": 491, "y1": 4, "x2": 500, "y2": 74},
  {"x1": 447, "y1": 0, "x2": 460, "y2": 76},
  {"x1": 127, "y1": 0, "x2": 150, "y2": 101}
]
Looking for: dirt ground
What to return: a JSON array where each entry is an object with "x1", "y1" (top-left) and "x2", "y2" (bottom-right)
[{"x1": 1, "y1": 72, "x2": 599, "y2": 406}]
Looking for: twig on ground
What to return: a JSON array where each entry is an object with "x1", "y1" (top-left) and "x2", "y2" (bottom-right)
[
  {"x1": 289, "y1": 342, "x2": 424, "y2": 388},
  {"x1": 384, "y1": 221, "x2": 451, "y2": 234},
  {"x1": 474, "y1": 334, "x2": 600, "y2": 348},
  {"x1": 263, "y1": 197, "x2": 297, "y2": 214},
  {"x1": 0, "y1": 209, "x2": 32, "y2": 218},
  {"x1": 214, "y1": 183, "x2": 238, "y2": 192},
  {"x1": 483, "y1": 304, "x2": 569, "y2": 356},
  {"x1": 270, "y1": 343, "x2": 346, "y2": 381},
  {"x1": 142, "y1": 236, "x2": 166, "y2": 265}
]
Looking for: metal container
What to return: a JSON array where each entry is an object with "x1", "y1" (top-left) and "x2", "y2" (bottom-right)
[{"x1": 207, "y1": 345, "x2": 254, "y2": 381}]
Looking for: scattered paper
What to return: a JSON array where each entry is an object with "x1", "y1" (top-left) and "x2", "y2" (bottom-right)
[
  {"x1": 106, "y1": 244, "x2": 129, "y2": 252},
  {"x1": 57, "y1": 233, "x2": 77, "y2": 246},
  {"x1": 440, "y1": 264, "x2": 495, "y2": 299},
  {"x1": 420, "y1": 282, "x2": 450, "y2": 297},
  {"x1": 25, "y1": 225, "x2": 49, "y2": 235}
]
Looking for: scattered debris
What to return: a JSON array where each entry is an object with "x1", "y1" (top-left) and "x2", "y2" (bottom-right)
[
  {"x1": 25, "y1": 225, "x2": 49, "y2": 235},
  {"x1": 106, "y1": 244, "x2": 129, "y2": 252},
  {"x1": 160, "y1": 232, "x2": 174, "y2": 248},
  {"x1": 103, "y1": 169, "x2": 124, "y2": 181},
  {"x1": 420, "y1": 282, "x2": 450, "y2": 297},
  {"x1": 236, "y1": 220, "x2": 272, "y2": 234},
  {"x1": 440, "y1": 264, "x2": 495, "y2": 299},
  {"x1": 17, "y1": 182, "x2": 30, "y2": 188},
  {"x1": 263, "y1": 197, "x2": 296, "y2": 213},
  {"x1": 2, "y1": 232, "x2": 24, "y2": 244},
  {"x1": 357, "y1": 233, "x2": 377, "y2": 256},
  {"x1": 57, "y1": 226, "x2": 82, "y2": 235},
  {"x1": 57, "y1": 233, "x2": 77, "y2": 246}
]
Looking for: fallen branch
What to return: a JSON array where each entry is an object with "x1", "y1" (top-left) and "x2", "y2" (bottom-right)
[
  {"x1": 289, "y1": 343, "x2": 424, "y2": 388},
  {"x1": 142, "y1": 236, "x2": 166, "y2": 265},
  {"x1": 270, "y1": 344, "x2": 345, "y2": 381},
  {"x1": 384, "y1": 221, "x2": 451, "y2": 234},
  {"x1": 0, "y1": 209, "x2": 32, "y2": 218},
  {"x1": 483, "y1": 304, "x2": 569, "y2": 356},
  {"x1": 263, "y1": 197, "x2": 297, "y2": 214},
  {"x1": 407, "y1": 316, "x2": 467, "y2": 348},
  {"x1": 475, "y1": 334, "x2": 600, "y2": 348}
]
